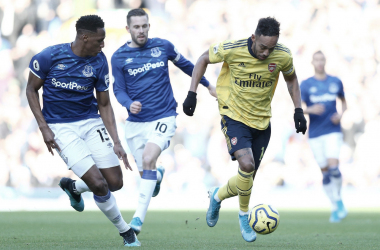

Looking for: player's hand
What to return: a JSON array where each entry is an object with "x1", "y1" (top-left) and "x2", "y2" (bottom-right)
[
  {"x1": 39, "y1": 125, "x2": 61, "y2": 155},
  {"x1": 294, "y1": 108, "x2": 307, "y2": 134},
  {"x1": 183, "y1": 91, "x2": 197, "y2": 116},
  {"x1": 130, "y1": 101, "x2": 142, "y2": 114},
  {"x1": 330, "y1": 113, "x2": 342, "y2": 125},
  {"x1": 207, "y1": 84, "x2": 217, "y2": 99},
  {"x1": 113, "y1": 142, "x2": 132, "y2": 171},
  {"x1": 308, "y1": 104, "x2": 325, "y2": 115}
]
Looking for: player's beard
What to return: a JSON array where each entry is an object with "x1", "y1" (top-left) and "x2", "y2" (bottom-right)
[{"x1": 132, "y1": 33, "x2": 148, "y2": 47}]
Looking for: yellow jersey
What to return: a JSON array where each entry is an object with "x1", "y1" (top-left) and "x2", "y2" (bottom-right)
[{"x1": 209, "y1": 37, "x2": 295, "y2": 130}]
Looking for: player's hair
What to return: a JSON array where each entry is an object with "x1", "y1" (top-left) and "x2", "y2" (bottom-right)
[
  {"x1": 313, "y1": 50, "x2": 325, "y2": 58},
  {"x1": 76, "y1": 15, "x2": 104, "y2": 34},
  {"x1": 127, "y1": 8, "x2": 149, "y2": 26},
  {"x1": 255, "y1": 17, "x2": 280, "y2": 37}
]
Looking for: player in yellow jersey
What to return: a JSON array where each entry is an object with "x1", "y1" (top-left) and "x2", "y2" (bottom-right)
[{"x1": 183, "y1": 17, "x2": 307, "y2": 242}]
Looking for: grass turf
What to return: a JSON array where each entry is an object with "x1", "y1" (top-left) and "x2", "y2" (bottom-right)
[{"x1": 0, "y1": 210, "x2": 379, "y2": 249}]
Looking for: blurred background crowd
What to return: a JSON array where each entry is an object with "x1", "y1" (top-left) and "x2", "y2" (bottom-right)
[{"x1": 0, "y1": 0, "x2": 379, "y2": 209}]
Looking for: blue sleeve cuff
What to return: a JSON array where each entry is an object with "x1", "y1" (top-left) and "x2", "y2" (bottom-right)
[
  {"x1": 200, "y1": 78, "x2": 210, "y2": 87},
  {"x1": 124, "y1": 99, "x2": 133, "y2": 111}
]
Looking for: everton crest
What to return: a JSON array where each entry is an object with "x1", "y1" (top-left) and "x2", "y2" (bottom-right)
[
  {"x1": 82, "y1": 65, "x2": 94, "y2": 77},
  {"x1": 268, "y1": 63, "x2": 276, "y2": 73},
  {"x1": 151, "y1": 47, "x2": 161, "y2": 57}
]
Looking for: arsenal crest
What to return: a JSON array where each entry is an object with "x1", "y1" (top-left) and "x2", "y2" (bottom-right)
[
  {"x1": 82, "y1": 65, "x2": 94, "y2": 77},
  {"x1": 231, "y1": 137, "x2": 238, "y2": 146},
  {"x1": 151, "y1": 47, "x2": 161, "y2": 57},
  {"x1": 268, "y1": 63, "x2": 276, "y2": 73}
]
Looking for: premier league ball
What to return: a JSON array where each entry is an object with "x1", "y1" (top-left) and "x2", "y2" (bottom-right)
[{"x1": 248, "y1": 204, "x2": 280, "y2": 235}]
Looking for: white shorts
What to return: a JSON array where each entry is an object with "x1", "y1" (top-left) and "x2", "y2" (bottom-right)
[
  {"x1": 48, "y1": 118, "x2": 120, "y2": 177},
  {"x1": 124, "y1": 116, "x2": 176, "y2": 171},
  {"x1": 308, "y1": 132, "x2": 343, "y2": 168}
]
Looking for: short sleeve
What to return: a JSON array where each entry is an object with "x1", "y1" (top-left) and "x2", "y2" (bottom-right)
[
  {"x1": 29, "y1": 47, "x2": 52, "y2": 79},
  {"x1": 300, "y1": 81, "x2": 309, "y2": 103},
  {"x1": 281, "y1": 55, "x2": 295, "y2": 76},
  {"x1": 165, "y1": 40, "x2": 181, "y2": 64},
  {"x1": 95, "y1": 55, "x2": 110, "y2": 92},
  {"x1": 337, "y1": 78, "x2": 345, "y2": 98},
  {"x1": 209, "y1": 42, "x2": 227, "y2": 63}
]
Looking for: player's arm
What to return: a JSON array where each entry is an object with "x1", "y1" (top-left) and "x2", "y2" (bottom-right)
[
  {"x1": 189, "y1": 49, "x2": 211, "y2": 93},
  {"x1": 331, "y1": 94, "x2": 347, "y2": 125},
  {"x1": 299, "y1": 81, "x2": 324, "y2": 116},
  {"x1": 165, "y1": 40, "x2": 214, "y2": 95},
  {"x1": 26, "y1": 72, "x2": 61, "y2": 155},
  {"x1": 183, "y1": 49, "x2": 213, "y2": 116},
  {"x1": 283, "y1": 71, "x2": 307, "y2": 134},
  {"x1": 111, "y1": 55, "x2": 141, "y2": 114},
  {"x1": 302, "y1": 102, "x2": 325, "y2": 115},
  {"x1": 171, "y1": 51, "x2": 215, "y2": 95},
  {"x1": 96, "y1": 90, "x2": 132, "y2": 171}
]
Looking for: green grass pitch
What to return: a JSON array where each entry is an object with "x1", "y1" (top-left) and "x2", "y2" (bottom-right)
[{"x1": 0, "y1": 210, "x2": 379, "y2": 249}]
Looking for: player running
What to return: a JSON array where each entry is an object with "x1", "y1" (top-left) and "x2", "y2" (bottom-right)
[
  {"x1": 111, "y1": 8, "x2": 215, "y2": 235},
  {"x1": 300, "y1": 51, "x2": 347, "y2": 223},
  {"x1": 183, "y1": 17, "x2": 307, "y2": 242},
  {"x1": 26, "y1": 15, "x2": 140, "y2": 247}
]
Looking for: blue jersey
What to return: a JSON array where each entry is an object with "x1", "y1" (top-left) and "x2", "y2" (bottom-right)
[
  {"x1": 300, "y1": 75, "x2": 345, "y2": 138},
  {"x1": 29, "y1": 43, "x2": 110, "y2": 123},
  {"x1": 112, "y1": 38, "x2": 209, "y2": 122}
]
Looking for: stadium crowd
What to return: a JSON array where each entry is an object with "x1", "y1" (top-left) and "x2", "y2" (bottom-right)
[{"x1": 1, "y1": 0, "x2": 379, "y2": 200}]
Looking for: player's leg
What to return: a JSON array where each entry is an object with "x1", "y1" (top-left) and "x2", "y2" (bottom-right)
[
  {"x1": 309, "y1": 135, "x2": 339, "y2": 222},
  {"x1": 326, "y1": 133, "x2": 346, "y2": 219},
  {"x1": 48, "y1": 122, "x2": 89, "y2": 212},
  {"x1": 82, "y1": 118, "x2": 140, "y2": 246},
  {"x1": 207, "y1": 116, "x2": 251, "y2": 227},
  {"x1": 84, "y1": 119, "x2": 124, "y2": 192},
  {"x1": 235, "y1": 124, "x2": 271, "y2": 242},
  {"x1": 73, "y1": 163, "x2": 139, "y2": 246},
  {"x1": 130, "y1": 116, "x2": 176, "y2": 235},
  {"x1": 130, "y1": 143, "x2": 161, "y2": 234},
  {"x1": 149, "y1": 117, "x2": 175, "y2": 197},
  {"x1": 124, "y1": 120, "x2": 156, "y2": 183}
]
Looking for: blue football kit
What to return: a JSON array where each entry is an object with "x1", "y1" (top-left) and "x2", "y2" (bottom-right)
[
  {"x1": 29, "y1": 43, "x2": 110, "y2": 124},
  {"x1": 300, "y1": 75, "x2": 345, "y2": 138},
  {"x1": 112, "y1": 38, "x2": 209, "y2": 122}
]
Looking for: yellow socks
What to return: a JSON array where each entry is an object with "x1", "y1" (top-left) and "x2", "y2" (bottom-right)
[
  {"x1": 236, "y1": 168, "x2": 254, "y2": 213},
  {"x1": 217, "y1": 175, "x2": 238, "y2": 201},
  {"x1": 216, "y1": 168, "x2": 255, "y2": 213}
]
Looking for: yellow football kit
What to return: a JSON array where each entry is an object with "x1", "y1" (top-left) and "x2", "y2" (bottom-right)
[{"x1": 209, "y1": 37, "x2": 295, "y2": 130}]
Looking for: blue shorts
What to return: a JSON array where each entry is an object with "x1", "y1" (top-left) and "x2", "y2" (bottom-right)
[{"x1": 220, "y1": 115, "x2": 271, "y2": 169}]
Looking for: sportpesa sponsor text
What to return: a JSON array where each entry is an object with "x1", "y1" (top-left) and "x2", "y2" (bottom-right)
[
  {"x1": 128, "y1": 61, "x2": 165, "y2": 76},
  {"x1": 51, "y1": 78, "x2": 88, "y2": 90}
]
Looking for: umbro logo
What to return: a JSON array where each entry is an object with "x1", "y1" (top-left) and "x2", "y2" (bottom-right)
[
  {"x1": 238, "y1": 62, "x2": 245, "y2": 67},
  {"x1": 126, "y1": 58, "x2": 133, "y2": 64}
]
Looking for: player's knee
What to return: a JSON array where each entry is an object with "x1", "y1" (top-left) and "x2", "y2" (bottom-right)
[
  {"x1": 91, "y1": 177, "x2": 109, "y2": 195},
  {"x1": 239, "y1": 159, "x2": 255, "y2": 173},
  {"x1": 142, "y1": 155, "x2": 156, "y2": 169},
  {"x1": 109, "y1": 179, "x2": 123, "y2": 192}
]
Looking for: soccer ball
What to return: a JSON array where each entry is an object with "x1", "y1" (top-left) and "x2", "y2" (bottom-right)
[{"x1": 248, "y1": 204, "x2": 280, "y2": 235}]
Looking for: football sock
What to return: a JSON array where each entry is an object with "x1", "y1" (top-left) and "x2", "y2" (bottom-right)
[
  {"x1": 73, "y1": 179, "x2": 91, "y2": 194},
  {"x1": 236, "y1": 168, "x2": 254, "y2": 213},
  {"x1": 133, "y1": 170, "x2": 157, "y2": 223},
  {"x1": 328, "y1": 166, "x2": 342, "y2": 201},
  {"x1": 94, "y1": 190, "x2": 130, "y2": 233},
  {"x1": 217, "y1": 175, "x2": 238, "y2": 201},
  {"x1": 322, "y1": 171, "x2": 338, "y2": 211}
]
